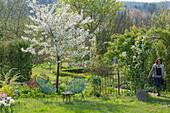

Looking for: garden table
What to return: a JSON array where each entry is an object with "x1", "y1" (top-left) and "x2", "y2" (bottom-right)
[{"x1": 61, "y1": 91, "x2": 73, "y2": 102}]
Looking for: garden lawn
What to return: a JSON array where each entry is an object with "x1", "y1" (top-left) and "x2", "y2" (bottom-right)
[{"x1": 13, "y1": 93, "x2": 170, "y2": 113}]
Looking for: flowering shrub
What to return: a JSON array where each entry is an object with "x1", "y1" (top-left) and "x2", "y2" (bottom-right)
[
  {"x1": 0, "y1": 92, "x2": 14, "y2": 113},
  {"x1": 1, "y1": 82, "x2": 14, "y2": 97},
  {"x1": 25, "y1": 73, "x2": 38, "y2": 90},
  {"x1": 19, "y1": 74, "x2": 40, "y2": 98},
  {"x1": 121, "y1": 36, "x2": 151, "y2": 90}
]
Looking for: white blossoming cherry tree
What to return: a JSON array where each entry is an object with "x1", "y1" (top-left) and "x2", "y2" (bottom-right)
[{"x1": 21, "y1": 0, "x2": 93, "y2": 92}]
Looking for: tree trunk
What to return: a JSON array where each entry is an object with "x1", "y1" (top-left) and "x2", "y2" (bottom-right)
[
  {"x1": 118, "y1": 69, "x2": 120, "y2": 95},
  {"x1": 56, "y1": 56, "x2": 60, "y2": 93},
  {"x1": 105, "y1": 75, "x2": 106, "y2": 94}
]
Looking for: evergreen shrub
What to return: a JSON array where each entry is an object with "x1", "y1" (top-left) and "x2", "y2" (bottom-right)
[{"x1": 0, "y1": 39, "x2": 33, "y2": 82}]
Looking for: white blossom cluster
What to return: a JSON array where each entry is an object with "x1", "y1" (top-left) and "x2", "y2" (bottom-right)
[
  {"x1": 122, "y1": 52, "x2": 127, "y2": 57},
  {"x1": 122, "y1": 36, "x2": 150, "y2": 69},
  {"x1": 0, "y1": 92, "x2": 14, "y2": 107},
  {"x1": 132, "y1": 36, "x2": 149, "y2": 68},
  {"x1": 21, "y1": 0, "x2": 94, "y2": 63}
]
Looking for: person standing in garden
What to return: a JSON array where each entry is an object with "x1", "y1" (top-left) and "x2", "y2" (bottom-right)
[{"x1": 148, "y1": 58, "x2": 166, "y2": 96}]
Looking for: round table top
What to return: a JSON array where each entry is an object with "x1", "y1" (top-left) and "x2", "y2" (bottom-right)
[{"x1": 61, "y1": 91, "x2": 73, "y2": 95}]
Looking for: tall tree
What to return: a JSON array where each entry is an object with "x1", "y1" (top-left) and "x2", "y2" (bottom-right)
[
  {"x1": 113, "y1": 7, "x2": 133, "y2": 34},
  {"x1": 21, "y1": 0, "x2": 93, "y2": 92},
  {"x1": 63, "y1": 0, "x2": 123, "y2": 55},
  {"x1": 0, "y1": 0, "x2": 29, "y2": 41}
]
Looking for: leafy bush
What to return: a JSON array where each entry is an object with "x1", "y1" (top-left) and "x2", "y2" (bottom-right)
[
  {"x1": 166, "y1": 73, "x2": 170, "y2": 92},
  {"x1": 26, "y1": 74, "x2": 39, "y2": 90},
  {"x1": 89, "y1": 75, "x2": 101, "y2": 87},
  {"x1": 59, "y1": 82, "x2": 67, "y2": 92},
  {"x1": 84, "y1": 55, "x2": 111, "y2": 77},
  {"x1": 20, "y1": 84, "x2": 46, "y2": 98},
  {"x1": 0, "y1": 68, "x2": 24, "y2": 97},
  {"x1": 0, "y1": 39, "x2": 33, "y2": 82},
  {"x1": 0, "y1": 83, "x2": 14, "y2": 97},
  {"x1": 20, "y1": 84, "x2": 31, "y2": 94},
  {"x1": 88, "y1": 75, "x2": 101, "y2": 97},
  {"x1": 119, "y1": 31, "x2": 151, "y2": 90}
]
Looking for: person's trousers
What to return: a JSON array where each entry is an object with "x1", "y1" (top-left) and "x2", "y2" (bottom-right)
[{"x1": 153, "y1": 77, "x2": 161, "y2": 87}]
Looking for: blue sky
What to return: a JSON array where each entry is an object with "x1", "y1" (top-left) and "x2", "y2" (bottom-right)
[{"x1": 121, "y1": 0, "x2": 170, "y2": 2}]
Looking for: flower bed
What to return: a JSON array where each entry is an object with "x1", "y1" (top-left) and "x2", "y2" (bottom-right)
[{"x1": 0, "y1": 92, "x2": 14, "y2": 112}]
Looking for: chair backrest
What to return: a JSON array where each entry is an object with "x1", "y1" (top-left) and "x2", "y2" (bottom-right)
[
  {"x1": 67, "y1": 77, "x2": 87, "y2": 93},
  {"x1": 36, "y1": 77, "x2": 57, "y2": 94}
]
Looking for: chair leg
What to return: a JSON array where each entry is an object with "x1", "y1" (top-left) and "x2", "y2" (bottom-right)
[
  {"x1": 66, "y1": 95, "x2": 68, "y2": 102},
  {"x1": 69, "y1": 95, "x2": 70, "y2": 102}
]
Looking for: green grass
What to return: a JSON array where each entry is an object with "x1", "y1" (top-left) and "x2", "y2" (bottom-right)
[{"x1": 12, "y1": 93, "x2": 170, "y2": 113}]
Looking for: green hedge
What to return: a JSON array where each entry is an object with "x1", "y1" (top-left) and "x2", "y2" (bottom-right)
[
  {"x1": 62, "y1": 68, "x2": 84, "y2": 73},
  {"x1": 53, "y1": 71, "x2": 90, "y2": 78},
  {"x1": 0, "y1": 39, "x2": 33, "y2": 82}
]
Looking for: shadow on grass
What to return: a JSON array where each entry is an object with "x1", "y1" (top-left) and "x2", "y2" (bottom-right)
[
  {"x1": 160, "y1": 95, "x2": 170, "y2": 100},
  {"x1": 145, "y1": 94, "x2": 170, "y2": 104}
]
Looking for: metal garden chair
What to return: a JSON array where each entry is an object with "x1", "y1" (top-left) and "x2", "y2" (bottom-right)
[
  {"x1": 64, "y1": 77, "x2": 87, "y2": 100},
  {"x1": 67, "y1": 77, "x2": 87, "y2": 93},
  {"x1": 36, "y1": 77, "x2": 57, "y2": 102}
]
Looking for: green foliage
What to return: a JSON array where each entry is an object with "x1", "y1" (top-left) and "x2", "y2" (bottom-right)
[
  {"x1": 63, "y1": 0, "x2": 123, "y2": 55},
  {"x1": 62, "y1": 68, "x2": 84, "y2": 73},
  {"x1": 0, "y1": 104, "x2": 13, "y2": 113},
  {"x1": 53, "y1": 71, "x2": 90, "y2": 78},
  {"x1": 125, "y1": 35, "x2": 151, "y2": 89},
  {"x1": 88, "y1": 75, "x2": 101, "y2": 97},
  {"x1": 151, "y1": 8, "x2": 169, "y2": 29},
  {"x1": 0, "y1": 68, "x2": 24, "y2": 85},
  {"x1": 149, "y1": 8, "x2": 170, "y2": 91},
  {"x1": 20, "y1": 84, "x2": 31, "y2": 94},
  {"x1": 0, "y1": 0, "x2": 29, "y2": 41},
  {"x1": 20, "y1": 84, "x2": 46, "y2": 98},
  {"x1": 123, "y1": 90, "x2": 134, "y2": 96},
  {"x1": 19, "y1": 83, "x2": 58, "y2": 98},
  {"x1": 0, "y1": 68, "x2": 25, "y2": 97},
  {"x1": 0, "y1": 39, "x2": 33, "y2": 82},
  {"x1": 149, "y1": 27, "x2": 170, "y2": 91},
  {"x1": 20, "y1": 80, "x2": 65, "y2": 97},
  {"x1": 0, "y1": 82, "x2": 14, "y2": 97},
  {"x1": 106, "y1": 26, "x2": 152, "y2": 90},
  {"x1": 85, "y1": 55, "x2": 111, "y2": 77},
  {"x1": 114, "y1": 7, "x2": 133, "y2": 34},
  {"x1": 89, "y1": 75, "x2": 101, "y2": 87},
  {"x1": 58, "y1": 82, "x2": 67, "y2": 92}
]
